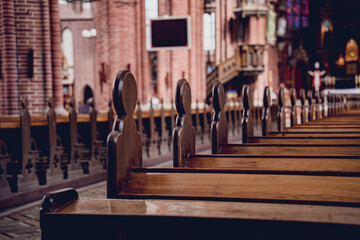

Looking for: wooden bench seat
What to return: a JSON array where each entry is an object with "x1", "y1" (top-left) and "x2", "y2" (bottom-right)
[
  {"x1": 115, "y1": 168, "x2": 360, "y2": 205},
  {"x1": 248, "y1": 136, "x2": 360, "y2": 144},
  {"x1": 219, "y1": 145, "x2": 360, "y2": 156},
  {"x1": 41, "y1": 189, "x2": 360, "y2": 239},
  {"x1": 186, "y1": 155, "x2": 360, "y2": 174},
  {"x1": 278, "y1": 128, "x2": 360, "y2": 133},
  {"x1": 268, "y1": 132, "x2": 360, "y2": 137}
]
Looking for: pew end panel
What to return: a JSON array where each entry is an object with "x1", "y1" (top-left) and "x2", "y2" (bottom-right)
[
  {"x1": 211, "y1": 82, "x2": 228, "y2": 154},
  {"x1": 277, "y1": 87, "x2": 285, "y2": 131},
  {"x1": 262, "y1": 86, "x2": 272, "y2": 136},
  {"x1": 107, "y1": 70, "x2": 142, "y2": 199},
  {"x1": 290, "y1": 88, "x2": 297, "y2": 127},
  {"x1": 172, "y1": 79, "x2": 195, "y2": 167},
  {"x1": 241, "y1": 84, "x2": 254, "y2": 143}
]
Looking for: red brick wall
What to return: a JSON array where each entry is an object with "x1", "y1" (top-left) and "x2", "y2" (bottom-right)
[
  {"x1": 96, "y1": 0, "x2": 149, "y2": 111},
  {"x1": 0, "y1": 0, "x2": 64, "y2": 115},
  {"x1": 157, "y1": 0, "x2": 205, "y2": 103},
  {"x1": 96, "y1": 0, "x2": 205, "y2": 108}
]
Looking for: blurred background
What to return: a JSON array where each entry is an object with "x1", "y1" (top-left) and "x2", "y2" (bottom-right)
[{"x1": 0, "y1": 0, "x2": 359, "y2": 115}]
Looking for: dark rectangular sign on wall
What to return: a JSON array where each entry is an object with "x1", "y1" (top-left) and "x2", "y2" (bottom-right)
[{"x1": 150, "y1": 16, "x2": 191, "y2": 50}]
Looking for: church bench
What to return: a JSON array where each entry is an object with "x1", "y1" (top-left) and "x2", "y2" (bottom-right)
[
  {"x1": 248, "y1": 136, "x2": 360, "y2": 144},
  {"x1": 172, "y1": 80, "x2": 360, "y2": 172},
  {"x1": 186, "y1": 154, "x2": 360, "y2": 175},
  {"x1": 208, "y1": 83, "x2": 360, "y2": 155},
  {"x1": 41, "y1": 71, "x2": 360, "y2": 239},
  {"x1": 40, "y1": 188, "x2": 360, "y2": 240}
]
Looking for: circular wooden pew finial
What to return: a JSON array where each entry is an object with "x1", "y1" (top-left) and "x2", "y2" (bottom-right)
[
  {"x1": 175, "y1": 79, "x2": 191, "y2": 115},
  {"x1": 112, "y1": 70, "x2": 137, "y2": 117},
  {"x1": 263, "y1": 86, "x2": 271, "y2": 108},
  {"x1": 212, "y1": 81, "x2": 225, "y2": 112}
]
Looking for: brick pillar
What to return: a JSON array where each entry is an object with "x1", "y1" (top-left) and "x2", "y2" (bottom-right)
[
  {"x1": 41, "y1": 0, "x2": 54, "y2": 114},
  {"x1": 2, "y1": 1, "x2": 19, "y2": 115},
  {"x1": 49, "y1": 0, "x2": 66, "y2": 114}
]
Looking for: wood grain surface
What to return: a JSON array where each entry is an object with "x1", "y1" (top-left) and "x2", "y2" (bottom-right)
[
  {"x1": 219, "y1": 145, "x2": 360, "y2": 156},
  {"x1": 120, "y1": 171, "x2": 360, "y2": 205},
  {"x1": 186, "y1": 155, "x2": 360, "y2": 173}
]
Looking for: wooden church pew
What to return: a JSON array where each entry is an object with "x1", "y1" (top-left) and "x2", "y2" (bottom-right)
[
  {"x1": 41, "y1": 71, "x2": 360, "y2": 239},
  {"x1": 218, "y1": 84, "x2": 360, "y2": 154}
]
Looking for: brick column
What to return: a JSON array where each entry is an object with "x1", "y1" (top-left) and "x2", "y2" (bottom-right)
[
  {"x1": 49, "y1": 0, "x2": 66, "y2": 114},
  {"x1": 2, "y1": 1, "x2": 19, "y2": 115}
]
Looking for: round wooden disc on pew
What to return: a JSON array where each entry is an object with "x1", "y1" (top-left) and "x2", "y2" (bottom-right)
[
  {"x1": 112, "y1": 70, "x2": 137, "y2": 117},
  {"x1": 212, "y1": 82, "x2": 226, "y2": 112},
  {"x1": 175, "y1": 79, "x2": 192, "y2": 115}
]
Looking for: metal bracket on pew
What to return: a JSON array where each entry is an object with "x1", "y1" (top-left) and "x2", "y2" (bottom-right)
[
  {"x1": 262, "y1": 86, "x2": 272, "y2": 136},
  {"x1": 241, "y1": 84, "x2": 254, "y2": 143},
  {"x1": 277, "y1": 87, "x2": 285, "y2": 131},
  {"x1": 107, "y1": 70, "x2": 142, "y2": 198},
  {"x1": 173, "y1": 79, "x2": 195, "y2": 167},
  {"x1": 211, "y1": 82, "x2": 228, "y2": 154},
  {"x1": 290, "y1": 88, "x2": 297, "y2": 126}
]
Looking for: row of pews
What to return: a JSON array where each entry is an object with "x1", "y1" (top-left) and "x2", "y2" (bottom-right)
[
  {"x1": 0, "y1": 98, "x2": 108, "y2": 196},
  {"x1": 41, "y1": 70, "x2": 360, "y2": 239},
  {"x1": 0, "y1": 84, "x2": 250, "y2": 200}
]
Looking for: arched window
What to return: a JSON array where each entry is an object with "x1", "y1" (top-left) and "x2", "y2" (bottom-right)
[
  {"x1": 83, "y1": 85, "x2": 93, "y2": 104},
  {"x1": 61, "y1": 28, "x2": 74, "y2": 82},
  {"x1": 345, "y1": 38, "x2": 359, "y2": 62},
  {"x1": 320, "y1": 19, "x2": 333, "y2": 48}
]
